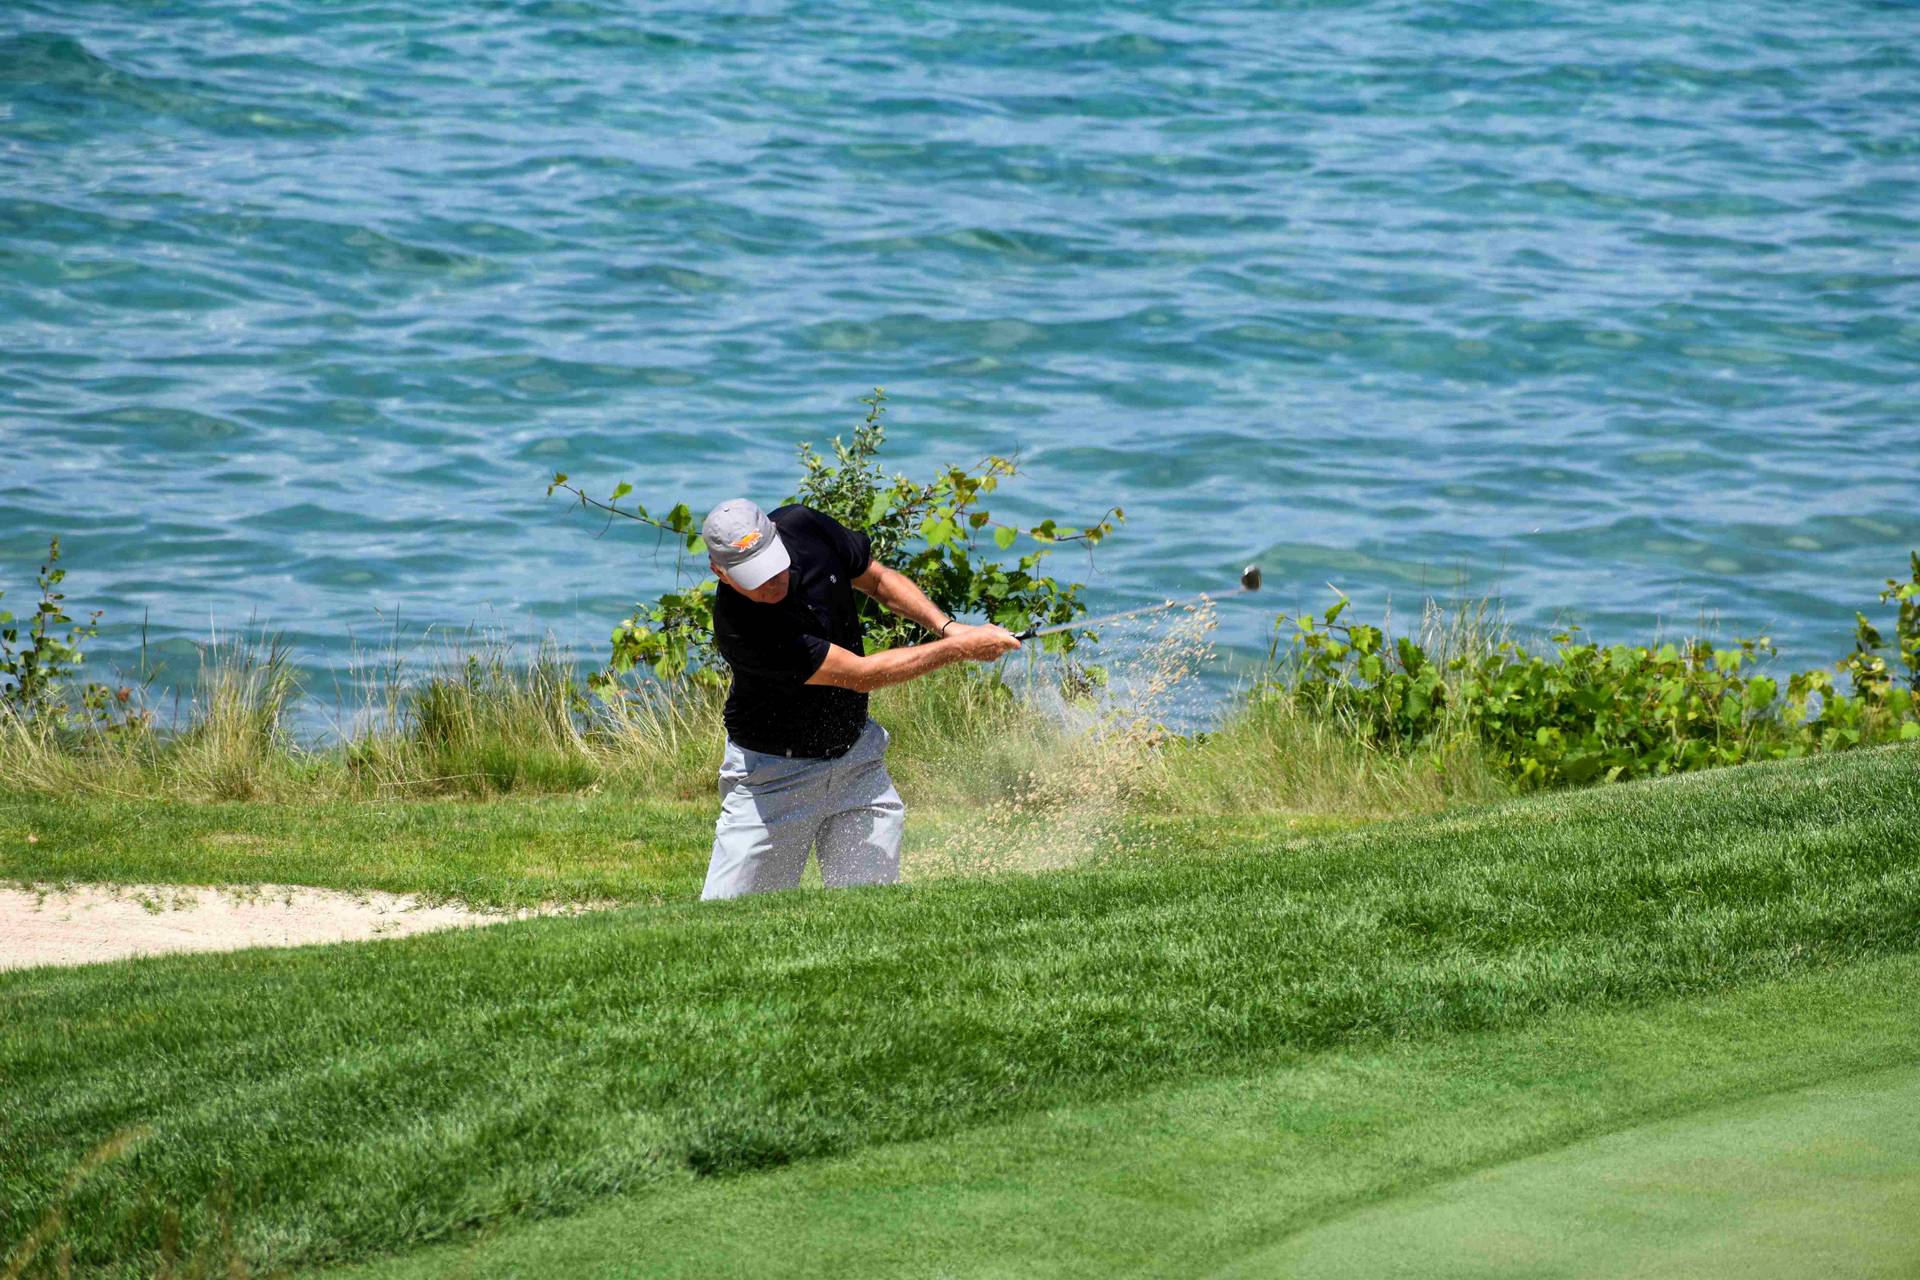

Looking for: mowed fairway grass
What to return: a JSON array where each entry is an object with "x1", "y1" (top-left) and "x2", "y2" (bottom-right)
[
  {"x1": 3, "y1": 744, "x2": 1918, "y2": 1277},
  {"x1": 339, "y1": 956, "x2": 1920, "y2": 1280}
]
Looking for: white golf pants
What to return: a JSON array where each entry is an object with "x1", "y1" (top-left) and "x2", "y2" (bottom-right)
[{"x1": 701, "y1": 719, "x2": 905, "y2": 900}]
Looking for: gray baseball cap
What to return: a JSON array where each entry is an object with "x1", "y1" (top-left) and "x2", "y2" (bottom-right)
[{"x1": 701, "y1": 498, "x2": 791, "y2": 590}]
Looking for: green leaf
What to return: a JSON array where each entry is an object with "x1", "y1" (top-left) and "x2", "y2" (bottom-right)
[
  {"x1": 994, "y1": 526, "x2": 1017, "y2": 551},
  {"x1": 611, "y1": 482, "x2": 633, "y2": 501}
]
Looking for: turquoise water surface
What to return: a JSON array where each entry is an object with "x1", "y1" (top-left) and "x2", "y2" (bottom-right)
[{"x1": 4, "y1": 1, "x2": 1917, "y2": 703}]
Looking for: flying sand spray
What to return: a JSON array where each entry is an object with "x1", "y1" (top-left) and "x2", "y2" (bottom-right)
[{"x1": 924, "y1": 567, "x2": 1263, "y2": 880}]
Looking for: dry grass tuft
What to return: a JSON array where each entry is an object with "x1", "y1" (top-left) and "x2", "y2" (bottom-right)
[{"x1": 0, "y1": 606, "x2": 1512, "y2": 821}]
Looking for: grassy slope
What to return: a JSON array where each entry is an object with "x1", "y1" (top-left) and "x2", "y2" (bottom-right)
[
  {"x1": 1243, "y1": 1061, "x2": 1920, "y2": 1280},
  {"x1": 336, "y1": 954, "x2": 1920, "y2": 1280},
  {"x1": 2, "y1": 745, "x2": 1917, "y2": 1276}
]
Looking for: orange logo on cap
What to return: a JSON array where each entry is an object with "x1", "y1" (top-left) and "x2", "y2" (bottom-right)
[{"x1": 730, "y1": 530, "x2": 763, "y2": 551}]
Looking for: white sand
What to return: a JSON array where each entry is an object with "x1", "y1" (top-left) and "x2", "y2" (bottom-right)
[{"x1": 1, "y1": 883, "x2": 540, "y2": 972}]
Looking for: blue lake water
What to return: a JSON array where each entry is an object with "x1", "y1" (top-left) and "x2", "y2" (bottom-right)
[{"x1": 4, "y1": 0, "x2": 1917, "y2": 709}]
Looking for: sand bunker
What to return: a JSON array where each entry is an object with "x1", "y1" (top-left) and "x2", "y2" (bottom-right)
[{"x1": 1, "y1": 883, "x2": 538, "y2": 972}]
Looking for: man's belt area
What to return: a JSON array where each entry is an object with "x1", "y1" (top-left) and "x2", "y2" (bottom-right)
[{"x1": 736, "y1": 737, "x2": 857, "y2": 761}]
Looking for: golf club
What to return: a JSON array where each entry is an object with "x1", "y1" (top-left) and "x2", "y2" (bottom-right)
[{"x1": 1014, "y1": 565, "x2": 1263, "y2": 641}]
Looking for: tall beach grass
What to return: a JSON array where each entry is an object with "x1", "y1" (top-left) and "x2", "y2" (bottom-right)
[{"x1": 0, "y1": 617, "x2": 1500, "y2": 818}]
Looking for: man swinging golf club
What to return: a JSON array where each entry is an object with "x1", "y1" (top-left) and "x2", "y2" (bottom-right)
[{"x1": 699, "y1": 498, "x2": 1023, "y2": 899}]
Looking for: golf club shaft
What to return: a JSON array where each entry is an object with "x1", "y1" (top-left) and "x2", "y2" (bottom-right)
[{"x1": 1015, "y1": 589, "x2": 1239, "y2": 641}]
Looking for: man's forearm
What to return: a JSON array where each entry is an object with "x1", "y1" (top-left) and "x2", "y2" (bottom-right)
[
  {"x1": 867, "y1": 564, "x2": 951, "y2": 634},
  {"x1": 843, "y1": 637, "x2": 969, "y2": 692}
]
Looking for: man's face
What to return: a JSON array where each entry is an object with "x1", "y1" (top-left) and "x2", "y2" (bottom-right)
[{"x1": 713, "y1": 561, "x2": 791, "y2": 604}]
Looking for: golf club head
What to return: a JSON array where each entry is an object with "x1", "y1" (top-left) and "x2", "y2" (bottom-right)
[{"x1": 1240, "y1": 564, "x2": 1262, "y2": 592}]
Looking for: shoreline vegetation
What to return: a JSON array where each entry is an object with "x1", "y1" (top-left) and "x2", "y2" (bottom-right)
[
  {"x1": 4, "y1": 398, "x2": 1915, "y2": 815},
  {"x1": 3, "y1": 390, "x2": 1915, "y2": 816},
  {"x1": 0, "y1": 545, "x2": 1914, "y2": 817}
]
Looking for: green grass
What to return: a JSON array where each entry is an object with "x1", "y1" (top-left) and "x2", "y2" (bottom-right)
[
  {"x1": 0, "y1": 793, "x2": 713, "y2": 909},
  {"x1": 332, "y1": 953, "x2": 1920, "y2": 1280},
  {"x1": 3, "y1": 745, "x2": 1916, "y2": 1276},
  {"x1": 1134, "y1": 683, "x2": 1509, "y2": 816},
  {"x1": 1245, "y1": 1061, "x2": 1920, "y2": 1279},
  {"x1": 0, "y1": 793, "x2": 1357, "y2": 909}
]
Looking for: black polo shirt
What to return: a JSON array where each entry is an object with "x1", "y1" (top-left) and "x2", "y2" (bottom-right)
[{"x1": 712, "y1": 505, "x2": 873, "y2": 757}]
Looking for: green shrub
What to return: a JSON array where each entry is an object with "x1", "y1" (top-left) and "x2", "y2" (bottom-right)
[
  {"x1": 0, "y1": 537, "x2": 144, "y2": 733},
  {"x1": 547, "y1": 389, "x2": 1120, "y2": 694},
  {"x1": 1272, "y1": 554, "x2": 1920, "y2": 788}
]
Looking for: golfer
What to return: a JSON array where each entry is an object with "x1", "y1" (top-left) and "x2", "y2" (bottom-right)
[{"x1": 699, "y1": 498, "x2": 1022, "y2": 899}]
